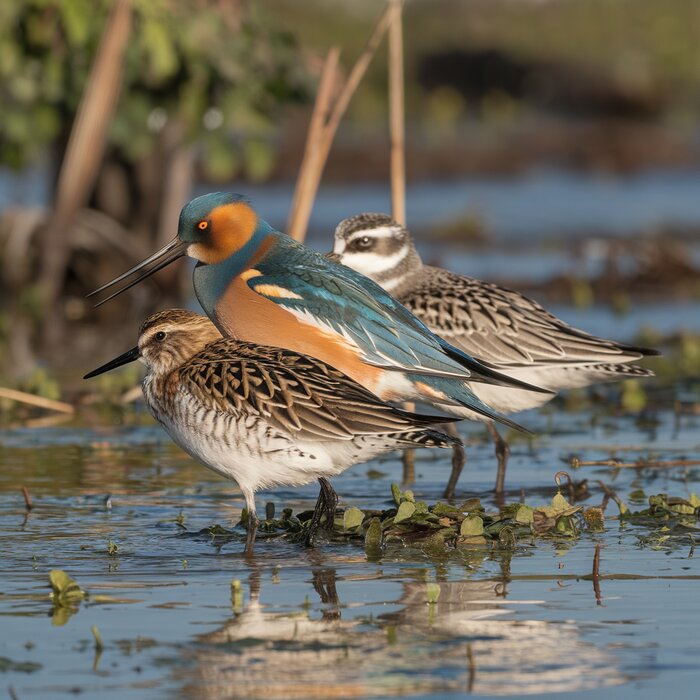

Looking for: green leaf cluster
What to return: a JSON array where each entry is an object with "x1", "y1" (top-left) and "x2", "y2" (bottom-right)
[{"x1": 0, "y1": 0, "x2": 310, "y2": 178}]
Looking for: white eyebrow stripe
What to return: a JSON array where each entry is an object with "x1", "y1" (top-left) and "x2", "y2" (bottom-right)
[
  {"x1": 346, "y1": 225, "x2": 399, "y2": 243},
  {"x1": 339, "y1": 246, "x2": 409, "y2": 276}
]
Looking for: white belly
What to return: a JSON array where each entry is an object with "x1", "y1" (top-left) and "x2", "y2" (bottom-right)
[{"x1": 148, "y1": 393, "x2": 414, "y2": 495}]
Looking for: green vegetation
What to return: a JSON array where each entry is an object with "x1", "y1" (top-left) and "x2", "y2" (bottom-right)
[
  {"x1": 179, "y1": 480, "x2": 700, "y2": 555},
  {"x1": 0, "y1": 0, "x2": 309, "y2": 178}
]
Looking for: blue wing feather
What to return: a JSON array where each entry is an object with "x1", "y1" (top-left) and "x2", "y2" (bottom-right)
[
  {"x1": 249, "y1": 234, "x2": 550, "y2": 397},
  {"x1": 248, "y1": 238, "x2": 469, "y2": 377}
]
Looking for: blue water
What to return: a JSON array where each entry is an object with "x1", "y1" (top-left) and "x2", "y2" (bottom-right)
[
  {"x1": 1, "y1": 405, "x2": 699, "y2": 698},
  {"x1": 2, "y1": 163, "x2": 700, "y2": 697},
  {"x1": 233, "y1": 168, "x2": 700, "y2": 241},
  {"x1": 5, "y1": 165, "x2": 700, "y2": 241}
]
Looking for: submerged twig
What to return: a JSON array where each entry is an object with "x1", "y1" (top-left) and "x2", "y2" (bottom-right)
[
  {"x1": 573, "y1": 457, "x2": 700, "y2": 470},
  {"x1": 22, "y1": 486, "x2": 33, "y2": 511},
  {"x1": 597, "y1": 480, "x2": 627, "y2": 515},
  {"x1": 592, "y1": 543, "x2": 602, "y2": 606}
]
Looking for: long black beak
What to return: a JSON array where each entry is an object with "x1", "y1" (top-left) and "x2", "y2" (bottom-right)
[
  {"x1": 83, "y1": 346, "x2": 140, "y2": 379},
  {"x1": 88, "y1": 238, "x2": 189, "y2": 307}
]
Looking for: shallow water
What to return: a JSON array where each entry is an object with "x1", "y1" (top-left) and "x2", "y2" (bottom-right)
[
  {"x1": 1, "y1": 400, "x2": 699, "y2": 699},
  {"x1": 2, "y1": 164, "x2": 700, "y2": 697},
  {"x1": 6, "y1": 166, "x2": 700, "y2": 242}
]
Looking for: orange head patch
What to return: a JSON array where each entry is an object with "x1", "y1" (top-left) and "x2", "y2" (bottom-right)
[{"x1": 186, "y1": 201, "x2": 259, "y2": 264}]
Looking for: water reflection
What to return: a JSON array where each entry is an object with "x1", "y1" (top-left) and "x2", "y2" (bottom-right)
[{"x1": 177, "y1": 561, "x2": 625, "y2": 698}]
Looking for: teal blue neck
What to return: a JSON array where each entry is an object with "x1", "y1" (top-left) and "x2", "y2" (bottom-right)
[{"x1": 192, "y1": 222, "x2": 276, "y2": 317}]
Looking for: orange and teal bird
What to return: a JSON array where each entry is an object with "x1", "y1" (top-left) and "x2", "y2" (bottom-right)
[{"x1": 90, "y1": 192, "x2": 551, "y2": 429}]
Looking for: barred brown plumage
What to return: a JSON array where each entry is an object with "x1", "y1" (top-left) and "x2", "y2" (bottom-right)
[
  {"x1": 85, "y1": 309, "x2": 460, "y2": 553},
  {"x1": 333, "y1": 212, "x2": 659, "y2": 498},
  {"x1": 180, "y1": 339, "x2": 456, "y2": 442}
]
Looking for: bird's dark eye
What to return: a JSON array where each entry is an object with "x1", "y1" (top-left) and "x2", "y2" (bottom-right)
[
  {"x1": 155, "y1": 331, "x2": 166, "y2": 342},
  {"x1": 355, "y1": 236, "x2": 372, "y2": 250}
]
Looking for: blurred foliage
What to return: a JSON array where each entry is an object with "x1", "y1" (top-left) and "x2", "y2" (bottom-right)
[
  {"x1": 261, "y1": 0, "x2": 700, "y2": 123},
  {"x1": 0, "y1": 0, "x2": 310, "y2": 180}
]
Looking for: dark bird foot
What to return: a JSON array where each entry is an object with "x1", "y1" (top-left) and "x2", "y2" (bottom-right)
[
  {"x1": 244, "y1": 513, "x2": 259, "y2": 556},
  {"x1": 442, "y1": 423, "x2": 466, "y2": 499},
  {"x1": 305, "y1": 477, "x2": 338, "y2": 547}
]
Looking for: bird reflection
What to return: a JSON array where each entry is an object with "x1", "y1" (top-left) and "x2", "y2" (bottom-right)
[{"x1": 177, "y1": 562, "x2": 625, "y2": 698}]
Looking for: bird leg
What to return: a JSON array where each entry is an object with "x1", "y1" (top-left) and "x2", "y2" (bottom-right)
[
  {"x1": 306, "y1": 477, "x2": 338, "y2": 547},
  {"x1": 319, "y1": 477, "x2": 338, "y2": 528},
  {"x1": 401, "y1": 402, "x2": 417, "y2": 486},
  {"x1": 402, "y1": 449, "x2": 416, "y2": 487},
  {"x1": 242, "y1": 490, "x2": 259, "y2": 556},
  {"x1": 487, "y1": 422, "x2": 510, "y2": 497},
  {"x1": 442, "y1": 422, "x2": 466, "y2": 500}
]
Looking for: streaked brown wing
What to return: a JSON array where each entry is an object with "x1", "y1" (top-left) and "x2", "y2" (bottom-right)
[
  {"x1": 403, "y1": 267, "x2": 647, "y2": 367},
  {"x1": 180, "y1": 339, "x2": 442, "y2": 441}
]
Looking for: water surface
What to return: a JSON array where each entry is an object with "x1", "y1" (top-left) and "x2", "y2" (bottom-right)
[{"x1": 1, "y1": 402, "x2": 699, "y2": 699}]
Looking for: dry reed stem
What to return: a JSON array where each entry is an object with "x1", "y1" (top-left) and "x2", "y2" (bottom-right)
[
  {"x1": 320, "y1": 4, "x2": 393, "y2": 157},
  {"x1": 287, "y1": 5, "x2": 393, "y2": 242},
  {"x1": 0, "y1": 387, "x2": 74, "y2": 414},
  {"x1": 288, "y1": 47, "x2": 340, "y2": 241},
  {"x1": 388, "y1": 0, "x2": 406, "y2": 225},
  {"x1": 22, "y1": 486, "x2": 33, "y2": 511},
  {"x1": 39, "y1": 0, "x2": 132, "y2": 336}
]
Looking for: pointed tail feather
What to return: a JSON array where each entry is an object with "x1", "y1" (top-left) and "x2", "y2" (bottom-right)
[
  {"x1": 393, "y1": 428, "x2": 462, "y2": 449},
  {"x1": 615, "y1": 342, "x2": 661, "y2": 357},
  {"x1": 409, "y1": 372, "x2": 533, "y2": 435},
  {"x1": 437, "y1": 337, "x2": 554, "y2": 395}
]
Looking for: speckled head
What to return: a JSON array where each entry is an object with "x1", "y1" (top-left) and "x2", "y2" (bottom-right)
[
  {"x1": 178, "y1": 192, "x2": 262, "y2": 264},
  {"x1": 84, "y1": 309, "x2": 222, "y2": 380},
  {"x1": 332, "y1": 213, "x2": 422, "y2": 288}
]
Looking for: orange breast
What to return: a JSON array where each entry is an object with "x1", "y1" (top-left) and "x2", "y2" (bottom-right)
[{"x1": 215, "y1": 276, "x2": 387, "y2": 396}]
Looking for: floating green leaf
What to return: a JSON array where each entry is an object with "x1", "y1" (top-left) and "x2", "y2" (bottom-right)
[
  {"x1": 394, "y1": 501, "x2": 416, "y2": 523},
  {"x1": 460, "y1": 515, "x2": 484, "y2": 537},
  {"x1": 515, "y1": 505, "x2": 534, "y2": 524},
  {"x1": 343, "y1": 506, "x2": 365, "y2": 530},
  {"x1": 0, "y1": 657, "x2": 42, "y2": 673},
  {"x1": 49, "y1": 569, "x2": 85, "y2": 606},
  {"x1": 432, "y1": 502, "x2": 461, "y2": 517},
  {"x1": 426, "y1": 583, "x2": 441, "y2": 604},
  {"x1": 551, "y1": 492, "x2": 571, "y2": 512},
  {"x1": 49, "y1": 569, "x2": 86, "y2": 626},
  {"x1": 460, "y1": 498, "x2": 482, "y2": 513},
  {"x1": 231, "y1": 579, "x2": 243, "y2": 613},
  {"x1": 364, "y1": 517, "x2": 383, "y2": 551}
]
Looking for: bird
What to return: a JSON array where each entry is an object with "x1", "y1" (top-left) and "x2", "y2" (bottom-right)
[
  {"x1": 88, "y1": 192, "x2": 553, "y2": 440},
  {"x1": 83, "y1": 309, "x2": 463, "y2": 553},
  {"x1": 331, "y1": 212, "x2": 658, "y2": 497}
]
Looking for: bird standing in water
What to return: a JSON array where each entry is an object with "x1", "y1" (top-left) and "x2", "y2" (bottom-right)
[
  {"x1": 84, "y1": 310, "x2": 461, "y2": 552},
  {"x1": 332, "y1": 213, "x2": 658, "y2": 497},
  {"x1": 90, "y1": 192, "x2": 552, "y2": 435}
]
